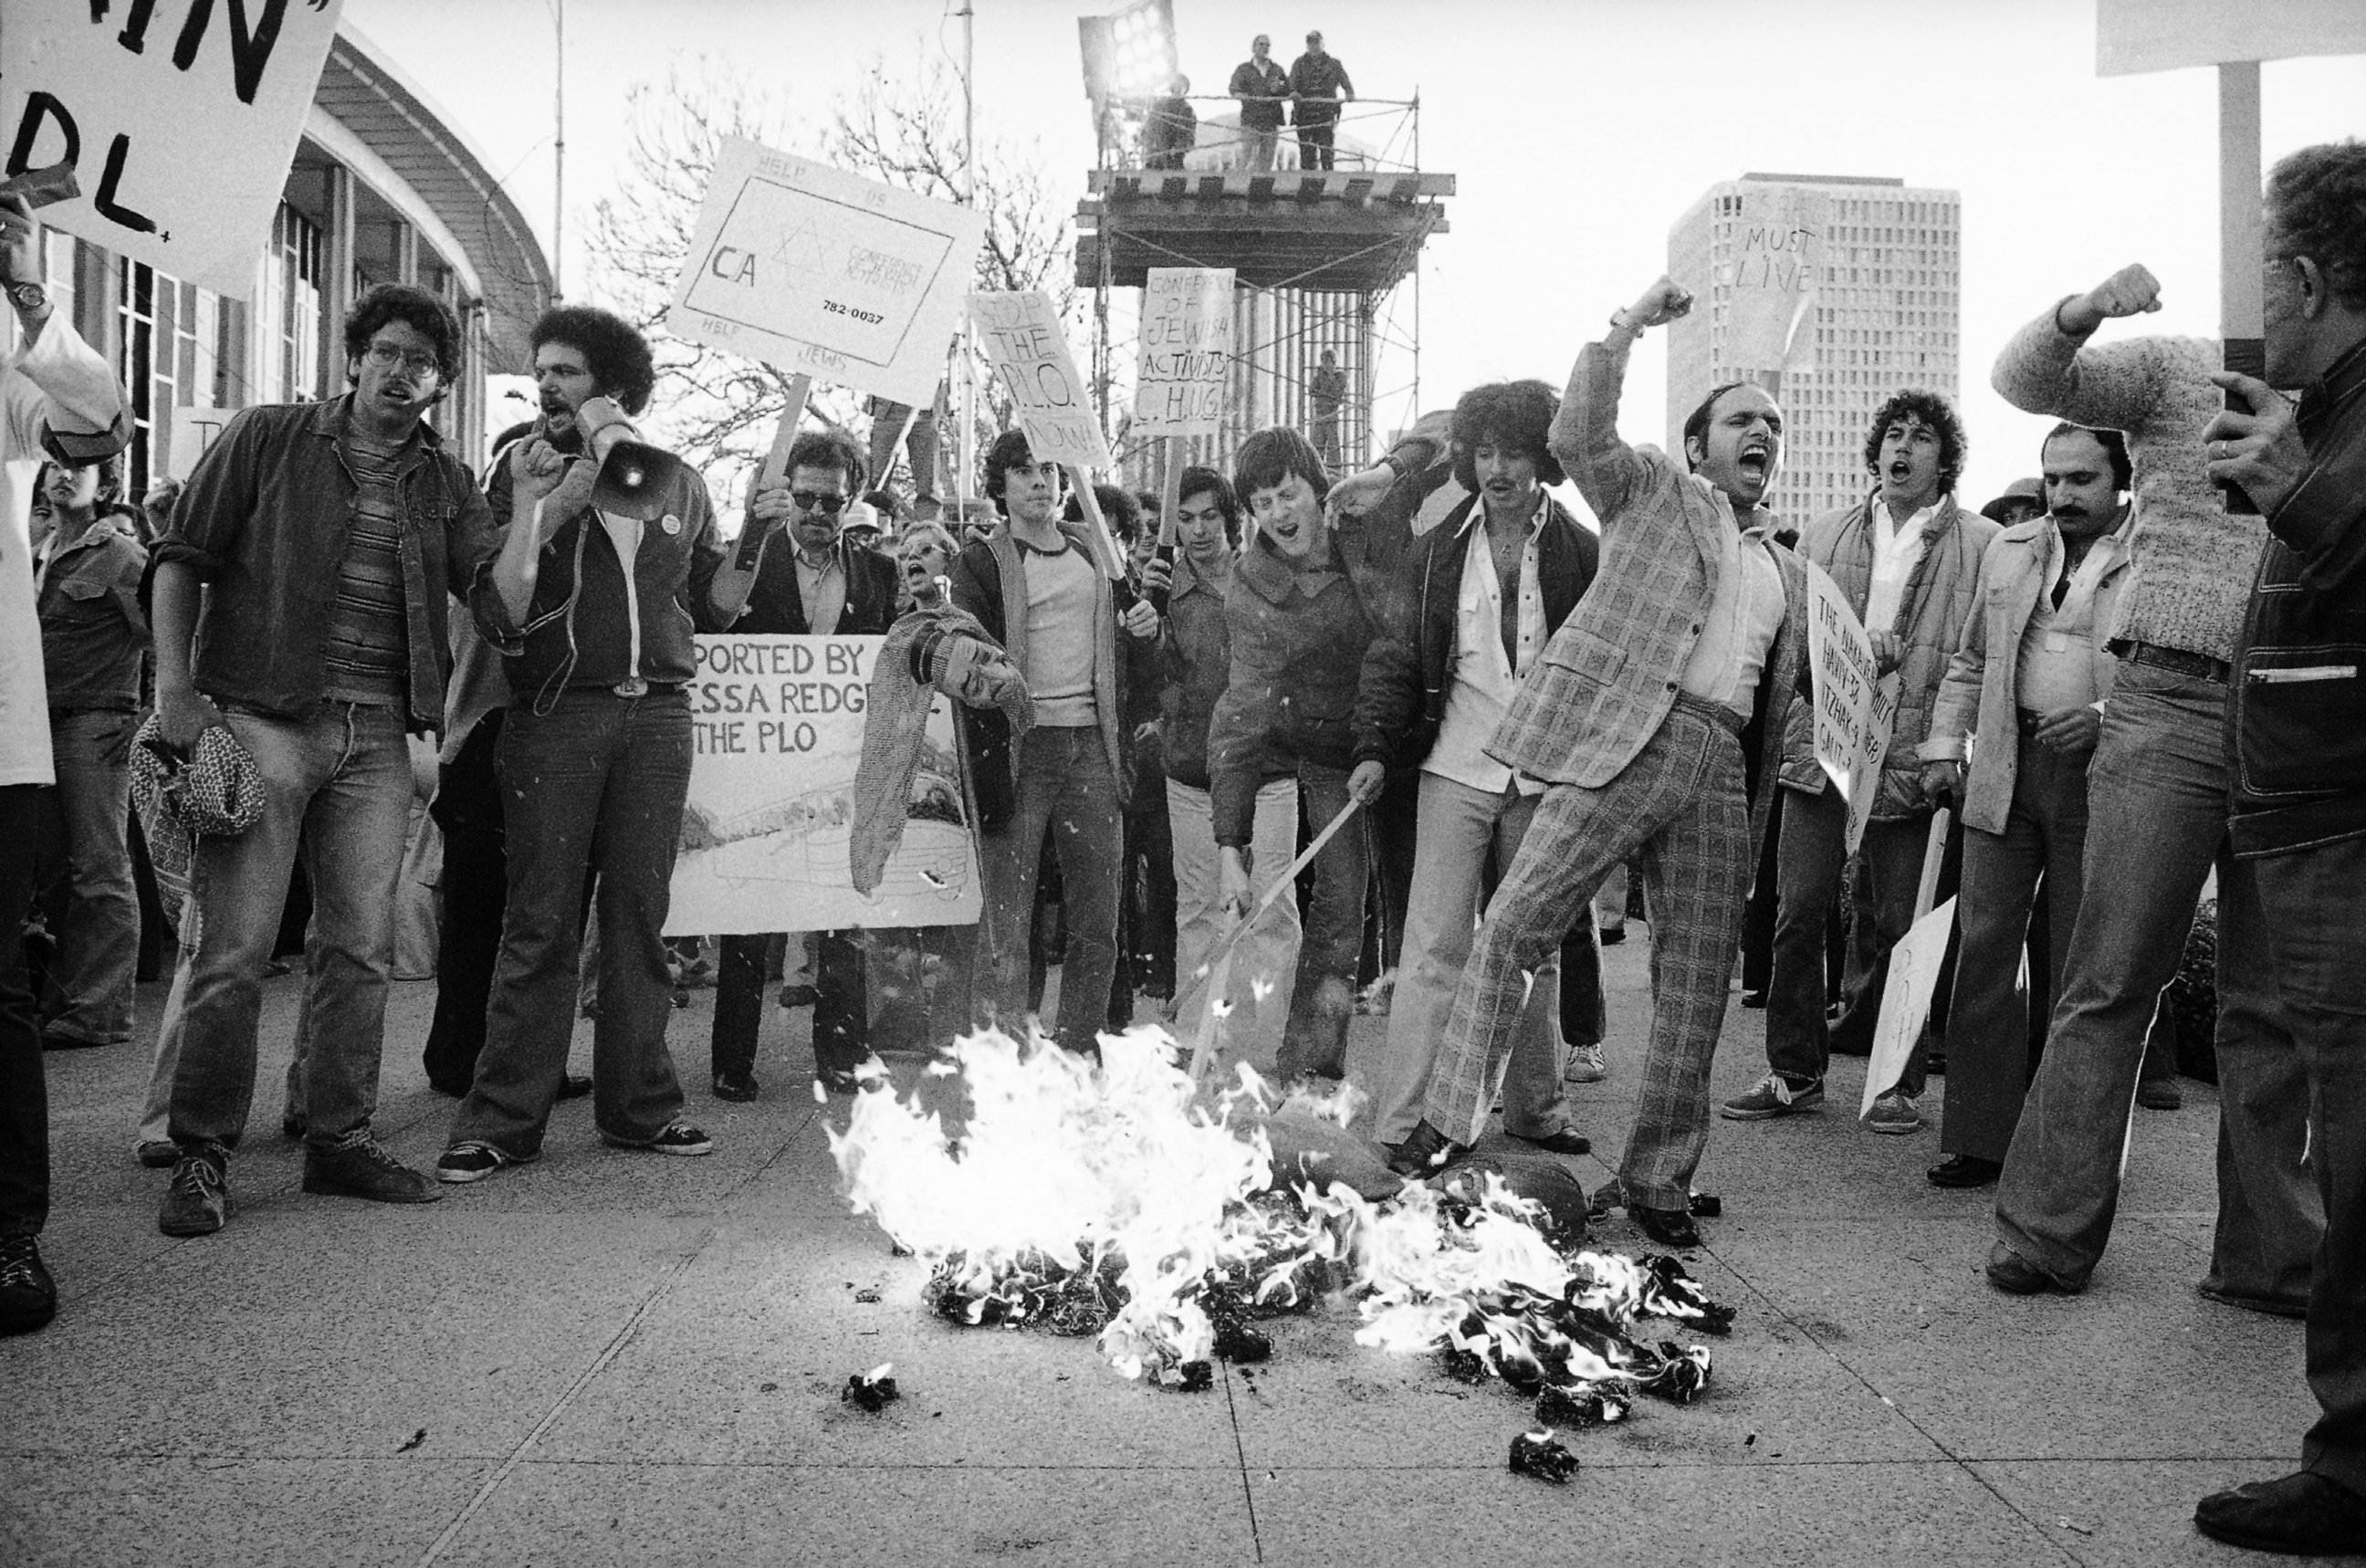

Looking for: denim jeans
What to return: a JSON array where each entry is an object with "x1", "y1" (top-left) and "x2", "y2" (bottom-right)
[
  {"x1": 1167, "y1": 775, "x2": 1301, "y2": 1076},
  {"x1": 1, "y1": 785, "x2": 51, "y2": 1236},
  {"x1": 1276, "y1": 758, "x2": 1369, "y2": 1083},
  {"x1": 1367, "y1": 772, "x2": 1576, "y2": 1145},
  {"x1": 2230, "y1": 840, "x2": 2366, "y2": 1494},
  {"x1": 449, "y1": 689, "x2": 694, "y2": 1155},
  {"x1": 422, "y1": 712, "x2": 506, "y2": 1094},
  {"x1": 1766, "y1": 786, "x2": 1931, "y2": 1083},
  {"x1": 41, "y1": 709, "x2": 141, "y2": 1045},
  {"x1": 168, "y1": 704, "x2": 412, "y2": 1150},
  {"x1": 978, "y1": 726, "x2": 1124, "y2": 1051},
  {"x1": 1994, "y1": 661, "x2": 2318, "y2": 1295},
  {"x1": 1938, "y1": 733, "x2": 2089, "y2": 1163},
  {"x1": 713, "y1": 929, "x2": 866, "y2": 1081}
]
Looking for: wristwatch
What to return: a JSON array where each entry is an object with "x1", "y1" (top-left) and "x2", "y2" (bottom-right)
[{"x1": 5, "y1": 280, "x2": 47, "y2": 315}]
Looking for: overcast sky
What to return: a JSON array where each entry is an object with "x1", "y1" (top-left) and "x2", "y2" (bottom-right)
[{"x1": 345, "y1": 0, "x2": 2364, "y2": 507}]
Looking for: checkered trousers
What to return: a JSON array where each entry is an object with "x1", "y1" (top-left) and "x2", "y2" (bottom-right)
[{"x1": 1423, "y1": 698, "x2": 1754, "y2": 1211}]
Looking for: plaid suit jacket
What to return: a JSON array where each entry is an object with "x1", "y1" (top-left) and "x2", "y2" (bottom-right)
[{"x1": 1488, "y1": 339, "x2": 1806, "y2": 854}]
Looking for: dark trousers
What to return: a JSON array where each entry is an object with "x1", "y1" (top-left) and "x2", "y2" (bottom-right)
[
  {"x1": 1558, "y1": 908, "x2": 1607, "y2": 1047},
  {"x1": 713, "y1": 930, "x2": 866, "y2": 1080},
  {"x1": 1359, "y1": 768, "x2": 1419, "y2": 988},
  {"x1": 1767, "y1": 787, "x2": 1931, "y2": 1085},
  {"x1": 422, "y1": 713, "x2": 506, "y2": 1093},
  {"x1": 1, "y1": 785, "x2": 51, "y2": 1237},
  {"x1": 1295, "y1": 121, "x2": 1336, "y2": 169},
  {"x1": 2232, "y1": 839, "x2": 2366, "y2": 1495}
]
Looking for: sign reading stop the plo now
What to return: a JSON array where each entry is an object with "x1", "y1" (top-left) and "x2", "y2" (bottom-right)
[
  {"x1": 969, "y1": 289, "x2": 1114, "y2": 470},
  {"x1": 1, "y1": 0, "x2": 348, "y2": 301},
  {"x1": 1132, "y1": 267, "x2": 1234, "y2": 438}
]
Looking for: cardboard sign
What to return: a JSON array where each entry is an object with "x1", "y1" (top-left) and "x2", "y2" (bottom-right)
[
  {"x1": 166, "y1": 406, "x2": 233, "y2": 483},
  {"x1": 671, "y1": 136, "x2": 987, "y2": 407},
  {"x1": 2097, "y1": 0, "x2": 2366, "y2": 75},
  {"x1": 969, "y1": 289, "x2": 1114, "y2": 470},
  {"x1": 1861, "y1": 896, "x2": 1955, "y2": 1115},
  {"x1": 1804, "y1": 559, "x2": 1899, "y2": 854},
  {"x1": 1, "y1": 1, "x2": 347, "y2": 300},
  {"x1": 1724, "y1": 185, "x2": 1827, "y2": 376},
  {"x1": 666, "y1": 636, "x2": 980, "y2": 936},
  {"x1": 1133, "y1": 267, "x2": 1234, "y2": 437}
]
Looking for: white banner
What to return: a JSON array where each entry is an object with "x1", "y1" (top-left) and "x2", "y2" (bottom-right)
[
  {"x1": 1, "y1": 0, "x2": 346, "y2": 300},
  {"x1": 969, "y1": 289, "x2": 1114, "y2": 470},
  {"x1": 667, "y1": 636, "x2": 980, "y2": 936},
  {"x1": 1724, "y1": 185, "x2": 1827, "y2": 376},
  {"x1": 1132, "y1": 267, "x2": 1233, "y2": 437},
  {"x1": 670, "y1": 136, "x2": 986, "y2": 407},
  {"x1": 1804, "y1": 559, "x2": 1899, "y2": 854},
  {"x1": 1861, "y1": 896, "x2": 1956, "y2": 1116}
]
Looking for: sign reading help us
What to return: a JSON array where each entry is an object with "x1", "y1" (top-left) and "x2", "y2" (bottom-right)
[
  {"x1": 671, "y1": 136, "x2": 987, "y2": 407},
  {"x1": 1131, "y1": 267, "x2": 1234, "y2": 437},
  {"x1": 969, "y1": 289, "x2": 1114, "y2": 470},
  {"x1": 1804, "y1": 559, "x2": 1899, "y2": 855},
  {"x1": 1, "y1": 0, "x2": 348, "y2": 301},
  {"x1": 668, "y1": 636, "x2": 980, "y2": 936},
  {"x1": 1724, "y1": 184, "x2": 1828, "y2": 376}
]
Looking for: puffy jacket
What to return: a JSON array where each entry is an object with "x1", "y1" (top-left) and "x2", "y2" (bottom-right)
[{"x1": 1777, "y1": 493, "x2": 1997, "y2": 819}]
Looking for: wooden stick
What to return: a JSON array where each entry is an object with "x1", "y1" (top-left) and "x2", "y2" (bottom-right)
[
  {"x1": 1913, "y1": 808, "x2": 1952, "y2": 920},
  {"x1": 1172, "y1": 795, "x2": 1364, "y2": 1019},
  {"x1": 1064, "y1": 463, "x2": 1126, "y2": 583},
  {"x1": 733, "y1": 371, "x2": 813, "y2": 571},
  {"x1": 1150, "y1": 436, "x2": 1183, "y2": 616}
]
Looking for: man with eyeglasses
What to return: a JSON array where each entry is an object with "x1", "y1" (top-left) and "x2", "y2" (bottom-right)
[
  {"x1": 146, "y1": 284, "x2": 498, "y2": 1236},
  {"x1": 707, "y1": 430, "x2": 899, "y2": 1101}
]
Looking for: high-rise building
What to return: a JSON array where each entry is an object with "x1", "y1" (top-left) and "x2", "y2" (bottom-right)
[{"x1": 1666, "y1": 173, "x2": 1961, "y2": 525}]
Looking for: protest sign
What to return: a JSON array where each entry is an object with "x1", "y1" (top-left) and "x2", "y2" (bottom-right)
[
  {"x1": 1804, "y1": 559, "x2": 1899, "y2": 854},
  {"x1": 1861, "y1": 896, "x2": 1956, "y2": 1117},
  {"x1": 1132, "y1": 267, "x2": 1234, "y2": 437},
  {"x1": 671, "y1": 136, "x2": 986, "y2": 407},
  {"x1": 166, "y1": 406, "x2": 233, "y2": 483},
  {"x1": 1724, "y1": 184, "x2": 1827, "y2": 376},
  {"x1": 667, "y1": 636, "x2": 979, "y2": 936},
  {"x1": 2, "y1": 1, "x2": 347, "y2": 300},
  {"x1": 970, "y1": 289, "x2": 1114, "y2": 470}
]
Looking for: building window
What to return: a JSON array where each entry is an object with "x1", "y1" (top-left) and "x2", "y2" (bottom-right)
[{"x1": 257, "y1": 202, "x2": 325, "y2": 405}]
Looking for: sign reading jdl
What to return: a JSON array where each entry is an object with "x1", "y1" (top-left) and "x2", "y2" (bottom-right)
[{"x1": 2, "y1": 0, "x2": 349, "y2": 301}]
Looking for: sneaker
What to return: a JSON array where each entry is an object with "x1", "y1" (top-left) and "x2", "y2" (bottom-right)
[
  {"x1": 158, "y1": 1146, "x2": 232, "y2": 1236},
  {"x1": 0, "y1": 1235, "x2": 58, "y2": 1334},
  {"x1": 1719, "y1": 1072, "x2": 1823, "y2": 1120},
  {"x1": 1865, "y1": 1090, "x2": 1923, "y2": 1135},
  {"x1": 599, "y1": 1121, "x2": 714, "y2": 1156},
  {"x1": 434, "y1": 1142, "x2": 539, "y2": 1185},
  {"x1": 303, "y1": 1130, "x2": 444, "y2": 1205},
  {"x1": 1562, "y1": 1040, "x2": 1607, "y2": 1085}
]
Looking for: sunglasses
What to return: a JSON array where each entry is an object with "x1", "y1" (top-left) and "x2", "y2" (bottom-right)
[{"x1": 790, "y1": 491, "x2": 849, "y2": 515}]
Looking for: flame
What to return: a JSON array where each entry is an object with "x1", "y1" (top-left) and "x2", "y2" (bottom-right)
[{"x1": 829, "y1": 1023, "x2": 1728, "y2": 1422}]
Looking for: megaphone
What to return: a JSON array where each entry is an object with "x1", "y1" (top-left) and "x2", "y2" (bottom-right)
[{"x1": 576, "y1": 396, "x2": 688, "y2": 522}]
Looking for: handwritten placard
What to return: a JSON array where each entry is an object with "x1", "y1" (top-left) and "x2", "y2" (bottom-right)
[
  {"x1": 667, "y1": 635, "x2": 979, "y2": 935},
  {"x1": 2, "y1": 0, "x2": 347, "y2": 300},
  {"x1": 1725, "y1": 185, "x2": 1827, "y2": 376},
  {"x1": 1132, "y1": 267, "x2": 1234, "y2": 437},
  {"x1": 969, "y1": 290, "x2": 1113, "y2": 469},
  {"x1": 1805, "y1": 559, "x2": 1898, "y2": 854},
  {"x1": 671, "y1": 136, "x2": 986, "y2": 406}
]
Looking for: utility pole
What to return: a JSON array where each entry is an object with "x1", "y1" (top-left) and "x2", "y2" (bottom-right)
[
  {"x1": 548, "y1": 0, "x2": 566, "y2": 302},
  {"x1": 957, "y1": 0, "x2": 976, "y2": 507}
]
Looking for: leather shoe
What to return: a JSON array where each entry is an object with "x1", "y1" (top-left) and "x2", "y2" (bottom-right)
[
  {"x1": 1384, "y1": 1120, "x2": 1469, "y2": 1178},
  {"x1": 557, "y1": 1073, "x2": 593, "y2": 1100},
  {"x1": 1926, "y1": 1155, "x2": 2001, "y2": 1189},
  {"x1": 1509, "y1": 1127, "x2": 1592, "y2": 1157},
  {"x1": 712, "y1": 1070, "x2": 760, "y2": 1103},
  {"x1": 816, "y1": 1068, "x2": 862, "y2": 1096},
  {"x1": 2195, "y1": 1470, "x2": 2366, "y2": 1555},
  {"x1": 1985, "y1": 1248, "x2": 2074, "y2": 1296},
  {"x1": 1628, "y1": 1204, "x2": 1701, "y2": 1249}
]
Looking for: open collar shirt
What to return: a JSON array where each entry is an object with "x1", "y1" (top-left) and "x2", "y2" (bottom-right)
[
  {"x1": 1678, "y1": 497, "x2": 1786, "y2": 717},
  {"x1": 1428, "y1": 502, "x2": 1548, "y2": 796},
  {"x1": 1866, "y1": 497, "x2": 1936, "y2": 633}
]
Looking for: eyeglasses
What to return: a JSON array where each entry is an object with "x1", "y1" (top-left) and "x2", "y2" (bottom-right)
[
  {"x1": 790, "y1": 490, "x2": 848, "y2": 515},
  {"x1": 361, "y1": 342, "x2": 442, "y2": 377}
]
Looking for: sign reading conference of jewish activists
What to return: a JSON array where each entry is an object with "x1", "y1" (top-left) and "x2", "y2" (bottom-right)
[
  {"x1": 665, "y1": 636, "x2": 980, "y2": 936},
  {"x1": 1803, "y1": 560, "x2": 1898, "y2": 855},
  {"x1": 1, "y1": 0, "x2": 347, "y2": 301},
  {"x1": 1131, "y1": 267, "x2": 1234, "y2": 437},
  {"x1": 670, "y1": 135, "x2": 987, "y2": 407}
]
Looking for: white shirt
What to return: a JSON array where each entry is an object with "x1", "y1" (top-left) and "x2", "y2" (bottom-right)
[
  {"x1": 2016, "y1": 518, "x2": 2120, "y2": 713},
  {"x1": 793, "y1": 546, "x2": 846, "y2": 635},
  {"x1": 1679, "y1": 497, "x2": 1786, "y2": 717},
  {"x1": 1865, "y1": 498, "x2": 1935, "y2": 636},
  {"x1": 1427, "y1": 507, "x2": 1547, "y2": 795}
]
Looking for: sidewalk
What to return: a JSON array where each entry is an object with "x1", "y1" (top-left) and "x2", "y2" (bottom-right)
[{"x1": 0, "y1": 938, "x2": 2321, "y2": 1567}]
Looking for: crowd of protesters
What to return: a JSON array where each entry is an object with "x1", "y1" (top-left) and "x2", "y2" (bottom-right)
[{"x1": 4, "y1": 137, "x2": 2365, "y2": 1554}]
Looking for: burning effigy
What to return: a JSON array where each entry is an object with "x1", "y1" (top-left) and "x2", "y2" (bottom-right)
[{"x1": 827, "y1": 1025, "x2": 1733, "y2": 1468}]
